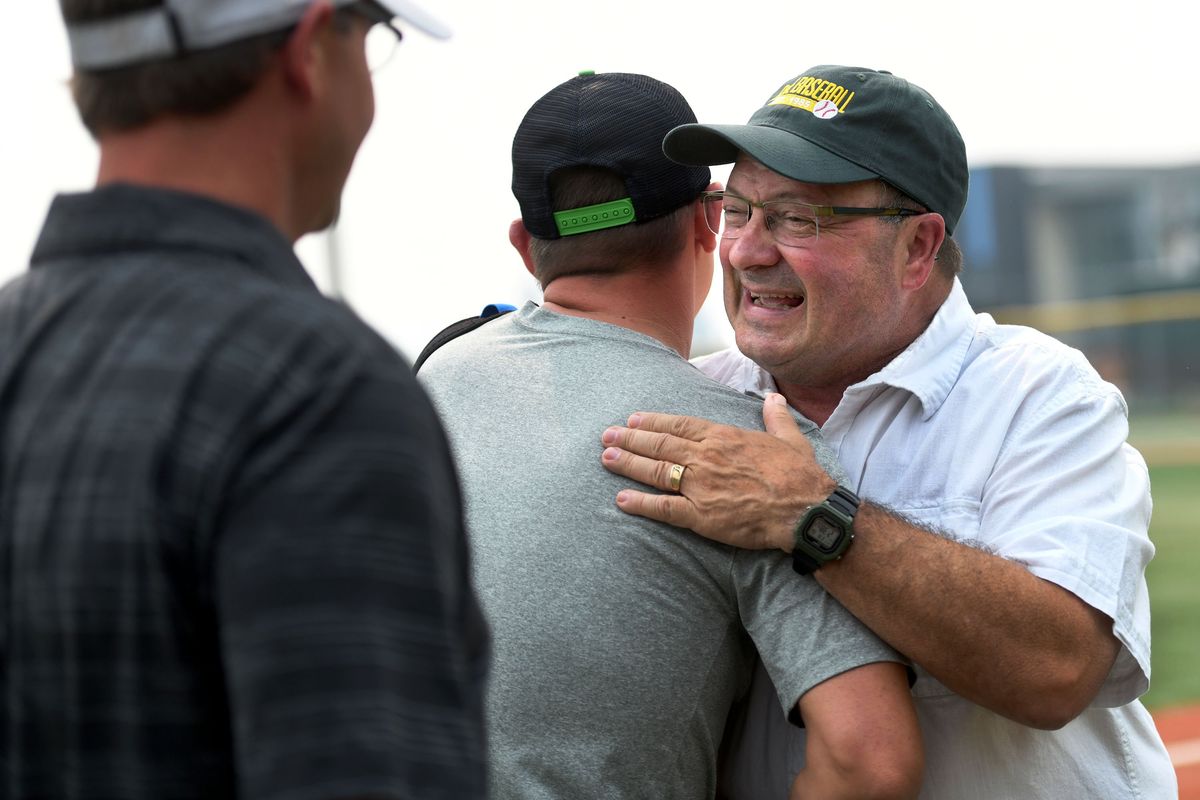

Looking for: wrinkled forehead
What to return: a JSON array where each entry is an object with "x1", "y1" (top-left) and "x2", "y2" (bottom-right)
[{"x1": 727, "y1": 156, "x2": 885, "y2": 206}]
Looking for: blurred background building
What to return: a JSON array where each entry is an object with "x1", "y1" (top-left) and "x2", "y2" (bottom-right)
[{"x1": 956, "y1": 162, "x2": 1200, "y2": 416}]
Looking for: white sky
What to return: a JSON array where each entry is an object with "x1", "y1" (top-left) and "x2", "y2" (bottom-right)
[{"x1": 4, "y1": 0, "x2": 1198, "y2": 360}]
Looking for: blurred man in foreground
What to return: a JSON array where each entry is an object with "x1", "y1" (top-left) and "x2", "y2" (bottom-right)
[{"x1": 1, "y1": 2, "x2": 488, "y2": 797}]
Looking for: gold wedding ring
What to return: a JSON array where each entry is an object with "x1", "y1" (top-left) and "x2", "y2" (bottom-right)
[{"x1": 668, "y1": 463, "x2": 686, "y2": 493}]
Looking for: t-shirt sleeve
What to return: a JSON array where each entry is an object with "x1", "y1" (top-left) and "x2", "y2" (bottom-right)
[
  {"x1": 212, "y1": 344, "x2": 489, "y2": 800},
  {"x1": 733, "y1": 549, "x2": 905, "y2": 719}
]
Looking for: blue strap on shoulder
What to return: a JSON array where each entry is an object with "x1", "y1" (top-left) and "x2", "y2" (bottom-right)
[{"x1": 413, "y1": 303, "x2": 517, "y2": 373}]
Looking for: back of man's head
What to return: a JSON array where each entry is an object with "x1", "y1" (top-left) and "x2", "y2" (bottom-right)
[
  {"x1": 60, "y1": 0, "x2": 447, "y2": 137},
  {"x1": 511, "y1": 72, "x2": 710, "y2": 287}
]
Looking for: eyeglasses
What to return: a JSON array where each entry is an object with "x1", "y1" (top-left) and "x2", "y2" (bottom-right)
[
  {"x1": 701, "y1": 190, "x2": 923, "y2": 247},
  {"x1": 343, "y1": 1, "x2": 403, "y2": 73}
]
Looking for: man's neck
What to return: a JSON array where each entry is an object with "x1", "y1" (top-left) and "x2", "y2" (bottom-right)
[
  {"x1": 773, "y1": 278, "x2": 954, "y2": 427},
  {"x1": 95, "y1": 103, "x2": 299, "y2": 240},
  {"x1": 541, "y1": 270, "x2": 696, "y2": 359},
  {"x1": 771, "y1": 381, "x2": 842, "y2": 428}
]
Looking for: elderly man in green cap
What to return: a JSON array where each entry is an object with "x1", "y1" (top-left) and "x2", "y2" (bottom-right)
[{"x1": 601, "y1": 65, "x2": 1176, "y2": 799}]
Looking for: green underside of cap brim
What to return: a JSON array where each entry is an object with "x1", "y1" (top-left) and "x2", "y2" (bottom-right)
[{"x1": 664, "y1": 123, "x2": 877, "y2": 186}]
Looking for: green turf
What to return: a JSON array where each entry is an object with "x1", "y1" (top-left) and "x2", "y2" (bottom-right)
[{"x1": 1142, "y1": 463, "x2": 1200, "y2": 710}]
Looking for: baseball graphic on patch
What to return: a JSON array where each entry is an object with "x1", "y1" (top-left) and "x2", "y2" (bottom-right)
[{"x1": 812, "y1": 100, "x2": 839, "y2": 119}]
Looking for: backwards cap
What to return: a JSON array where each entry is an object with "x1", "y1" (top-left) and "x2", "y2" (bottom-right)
[
  {"x1": 66, "y1": 0, "x2": 450, "y2": 71},
  {"x1": 512, "y1": 71, "x2": 711, "y2": 239},
  {"x1": 663, "y1": 65, "x2": 968, "y2": 234}
]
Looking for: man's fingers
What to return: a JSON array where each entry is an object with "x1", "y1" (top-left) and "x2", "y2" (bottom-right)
[
  {"x1": 602, "y1": 445, "x2": 680, "y2": 491},
  {"x1": 602, "y1": 447, "x2": 699, "y2": 527},
  {"x1": 601, "y1": 424, "x2": 693, "y2": 464},
  {"x1": 762, "y1": 393, "x2": 803, "y2": 440},
  {"x1": 763, "y1": 393, "x2": 816, "y2": 452},
  {"x1": 613, "y1": 488, "x2": 695, "y2": 528},
  {"x1": 624, "y1": 411, "x2": 713, "y2": 441}
]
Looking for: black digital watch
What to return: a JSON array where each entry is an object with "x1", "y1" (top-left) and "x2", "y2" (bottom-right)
[{"x1": 791, "y1": 485, "x2": 860, "y2": 575}]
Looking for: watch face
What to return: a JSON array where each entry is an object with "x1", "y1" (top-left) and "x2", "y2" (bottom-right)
[{"x1": 807, "y1": 515, "x2": 842, "y2": 552}]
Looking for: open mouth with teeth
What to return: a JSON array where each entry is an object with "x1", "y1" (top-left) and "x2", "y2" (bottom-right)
[{"x1": 749, "y1": 291, "x2": 805, "y2": 309}]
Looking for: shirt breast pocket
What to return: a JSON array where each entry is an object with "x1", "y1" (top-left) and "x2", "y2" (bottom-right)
[{"x1": 889, "y1": 497, "x2": 983, "y2": 546}]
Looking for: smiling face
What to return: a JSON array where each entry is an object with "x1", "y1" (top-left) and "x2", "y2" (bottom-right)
[{"x1": 721, "y1": 158, "x2": 925, "y2": 398}]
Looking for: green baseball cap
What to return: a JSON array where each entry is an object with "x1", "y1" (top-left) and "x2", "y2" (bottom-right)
[{"x1": 663, "y1": 65, "x2": 969, "y2": 234}]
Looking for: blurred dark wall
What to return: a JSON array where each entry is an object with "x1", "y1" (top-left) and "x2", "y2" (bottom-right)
[{"x1": 957, "y1": 164, "x2": 1200, "y2": 413}]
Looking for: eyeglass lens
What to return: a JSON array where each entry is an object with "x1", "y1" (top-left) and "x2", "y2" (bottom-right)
[
  {"x1": 702, "y1": 194, "x2": 821, "y2": 246},
  {"x1": 364, "y1": 22, "x2": 401, "y2": 73}
]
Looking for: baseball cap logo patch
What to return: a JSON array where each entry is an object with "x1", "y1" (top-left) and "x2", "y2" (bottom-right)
[{"x1": 767, "y1": 75, "x2": 856, "y2": 119}]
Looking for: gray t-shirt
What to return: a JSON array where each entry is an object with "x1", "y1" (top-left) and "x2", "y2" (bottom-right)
[{"x1": 421, "y1": 303, "x2": 899, "y2": 799}]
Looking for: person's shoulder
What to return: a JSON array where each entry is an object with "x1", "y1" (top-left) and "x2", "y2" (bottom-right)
[
  {"x1": 175, "y1": 273, "x2": 419, "y2": 422},
  {"x1": 967, "y1": 317, "x2": 1122, "y2": 405},
  {"x1": 418, "y1": 306, "x2": 523, "y2": 379},
  {"x1": 649, "y1": 359, "x2": 775, "y2": 432},
  {"x1": 234, "y1": 274, "x2": 405, "y2": 363}
]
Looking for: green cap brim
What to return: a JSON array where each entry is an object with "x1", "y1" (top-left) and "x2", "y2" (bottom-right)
[{"x1": 664, "y1": 123, "x2": 877, "y2": 186}]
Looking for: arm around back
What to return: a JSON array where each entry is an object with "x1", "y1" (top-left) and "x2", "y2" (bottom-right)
[
  {"x1": 598, "y1": 390, "x2": 1133, "y2": 728},
  {"x1": 791, "y1": 661, "x2": 923, "y2": 800}
]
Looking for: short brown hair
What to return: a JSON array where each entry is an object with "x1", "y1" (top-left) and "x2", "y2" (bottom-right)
[
  {"x1": 62, "y1": 0, "x2": 294, "y2": 137},
  {"x1": 527, "y1": 167, "x2": 696, "y2": 288}
]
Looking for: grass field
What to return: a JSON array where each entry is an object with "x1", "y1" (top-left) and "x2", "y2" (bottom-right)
[{"x1": 1141, "y1": 462, "x2": 1200, "y2": 710}]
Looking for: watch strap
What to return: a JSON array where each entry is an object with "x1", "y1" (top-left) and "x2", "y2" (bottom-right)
[
  {"x1": 826, "y1": 485, "x2": 860, "y2": 518},
  {"x1": 791, "y1": 548, "x2": 822, "y2": 575}
]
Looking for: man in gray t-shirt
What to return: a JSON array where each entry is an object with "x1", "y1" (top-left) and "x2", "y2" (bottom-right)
[{"x1": 420, "y1": 72, "x2": 922, "y2": 800}]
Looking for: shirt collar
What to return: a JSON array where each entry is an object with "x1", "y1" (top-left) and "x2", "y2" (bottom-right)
[{"x1": 31, "y1": 183, "x2": 317, "y2": 292}]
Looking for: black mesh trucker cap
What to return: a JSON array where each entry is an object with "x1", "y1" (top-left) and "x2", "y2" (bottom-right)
[
  {"x1": 512, "y1": 72, "x2": 711, "y2": 239},
  {"x1": 65, "y1": 0, "x2": 449, "y2": 71},
  {"x1": 663, "y1": 65, "x2": 969, "y2": 234}
]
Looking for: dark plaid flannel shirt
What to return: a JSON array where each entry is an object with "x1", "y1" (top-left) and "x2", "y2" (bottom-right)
[{"x1": 0, "y1": 184, "x2": 488, "y2": 800}]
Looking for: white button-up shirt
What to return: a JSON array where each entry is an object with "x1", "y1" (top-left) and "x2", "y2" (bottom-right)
[{"x1": 701, "y1": 279, "x2": 1176, "y2": 799}]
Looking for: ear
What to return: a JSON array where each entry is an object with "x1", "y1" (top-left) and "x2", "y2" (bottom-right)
[
  {"x1": 280, "y1": 0, "x2": 336, "y2": 99},
  {"x1": 690, "y1": 182, "x2": 722, "y2": 315},
  {"x1": 694, "y1": 181, "x2": 722, "y2": 254},
  {"x1": 900, "y1": 213, "x2": 946, "y2": 291},
  {"x1": 508, "y1": 218, "x2": 538, "y2": 278}
]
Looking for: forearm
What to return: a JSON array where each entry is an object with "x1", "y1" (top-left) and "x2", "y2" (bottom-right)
[
  {"x1": 790, "y1": 761, "x2": 919, "y2": 800},
  {"x1": 790, "y1": 662, "x2": 923, "y2": 800},
  {"x1": 810, "y1": 503, "x2": 1119, "y2": 728},
  {"x1": 598, "y1": 404, "x2": 1132, "y2": 727}
]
